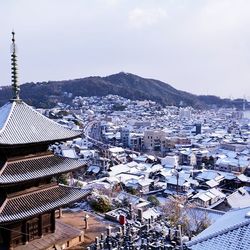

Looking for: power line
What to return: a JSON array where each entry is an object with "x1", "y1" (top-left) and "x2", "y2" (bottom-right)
[{"x1": 0, "y1": 225, "x2": 39, "y2": 237}]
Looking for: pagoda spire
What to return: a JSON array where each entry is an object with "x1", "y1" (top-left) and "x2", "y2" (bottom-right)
[{"x1": 11, "y1": 31, "x2": 20, "y2": 100}]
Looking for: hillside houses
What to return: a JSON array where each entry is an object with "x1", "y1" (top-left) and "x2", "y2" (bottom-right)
[{"x1": 40, "y1": 94, "x2": 250, "y2": 249}]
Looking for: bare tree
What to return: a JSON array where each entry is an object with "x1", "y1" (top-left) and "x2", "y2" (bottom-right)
[
  {"x1": 186, "y1": 204, "x2": 211, "y2": 236},
  {"x1": 161, "y1": 196, "x2": 211, "y2": 237}
]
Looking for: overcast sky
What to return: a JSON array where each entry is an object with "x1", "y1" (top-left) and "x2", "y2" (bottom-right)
[{"x1": 0, "y1": 0, "x2": 250, "y2": 99}]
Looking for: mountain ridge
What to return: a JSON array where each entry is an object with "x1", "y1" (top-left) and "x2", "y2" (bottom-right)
[{"x1": 0, "y1": 72, "x2": 247, "y2": 109}]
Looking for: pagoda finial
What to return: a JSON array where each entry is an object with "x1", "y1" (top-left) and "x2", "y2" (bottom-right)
[{"x1": 11, "y1": 31, "x2": 20, "y2": 100}]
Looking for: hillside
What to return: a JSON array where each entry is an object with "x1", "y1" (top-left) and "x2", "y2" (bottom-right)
[{"x1": 0, "y1": 72, "x2": 246, "y2": 109}]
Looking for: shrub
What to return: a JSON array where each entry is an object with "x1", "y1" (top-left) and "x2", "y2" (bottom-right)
[
  {"x1": 58, "y1": 174, "x2": 68, "y2": 185},
  {"x1": 147, "y1": 195, "x2": 160, "y2": 206},
  {"x1": 90, "y1": 195, "x2": 111, "y2": 213}
]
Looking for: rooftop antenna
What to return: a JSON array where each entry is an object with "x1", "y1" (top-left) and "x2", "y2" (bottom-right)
[{"x1": 11, "y1": 31, "x2": 20, "y2": 100}]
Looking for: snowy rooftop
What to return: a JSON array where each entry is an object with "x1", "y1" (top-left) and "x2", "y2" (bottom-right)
[
  {"x1": 0, "y1": 101, "x2": 81, "y2": 146},
  {"x1": 187, "y1": 207, "x2": 250, "y2": 250}
]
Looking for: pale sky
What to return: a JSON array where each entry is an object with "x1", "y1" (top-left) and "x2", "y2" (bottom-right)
[{"x1": 0, "y1": 0, "x2": 250, "y2": 99}]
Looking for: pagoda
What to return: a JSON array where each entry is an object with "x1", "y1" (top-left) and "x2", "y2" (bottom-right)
[{"x1": 0, "y1": 32, "x2": 89, "y2": 249}]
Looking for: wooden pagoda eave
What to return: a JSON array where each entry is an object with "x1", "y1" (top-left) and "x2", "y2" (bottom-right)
[
  {"x1": 0, "y1": 184, "x2": 91, "y2": 225},
  {"x1": 0, "y1": 133, "x2": 83, "y2": 149},
  {"x1": 0, "y1": 153, "x2": 88, "y2": 186}
]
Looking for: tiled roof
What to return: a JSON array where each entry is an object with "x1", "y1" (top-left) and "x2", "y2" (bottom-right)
[
  {"x1": 0, "y1": 100, "x2": 82, "y2": 146},
  {"x1": 0, "y1": 184, "x2": 91, "y2": 223},
  {"x1": 186, "y1": 207, "x2": 250, "y2": 250},
  {"x1": 187, "y1": 222, "x2": 250, "y2": 250},
  {"x1": 0, "y1": 153, "x2": 88, "y2": 184},
  {"x1": 226, "y1": 188, "x2": 250, "y2": 209}
]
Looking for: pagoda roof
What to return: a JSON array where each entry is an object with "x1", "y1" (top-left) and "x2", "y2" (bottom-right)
[
  {"x1": 0, "y1": 100, "x2": 82, "y2": 146},
  {"x1": 0, "y1": 153, "x2": 88, "y2": 185},
  {"x1": 0, "y1": 184, "x2": 91, "y2": 224}
]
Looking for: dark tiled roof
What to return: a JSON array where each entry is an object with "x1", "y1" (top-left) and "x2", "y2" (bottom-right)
[
  {"x1": 0, "y1": 153, "x2": 87, "y2": 184},
  {"x1": 0, "y1": 184, "x2": 91, "y2": 223},
  {"x1": 0, "y1": 100, "x2": 82, "y2": 146},
  {"x1": 187, "y1": 207, "x2": 250, "y2": 250},
  {"x1": 187, "y1": 222, "x2": 250, "y2": 250}
]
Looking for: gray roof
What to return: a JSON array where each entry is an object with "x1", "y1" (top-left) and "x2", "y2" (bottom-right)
[
  {"x1": 226, "y1": 187, "x2": 250, "y2": 209},
  {"x1": 186, "y1": 207, "x2": 250, "y2": 250},
  {"x1": 0, "y1": 184, "x2": 91, "y2": 223},
  {"x1": 0, "y1": 100, "x2": 82, "y2": 146},
  {"x1": 0, "y1": 153, "x2": 88, "y2": 185}
]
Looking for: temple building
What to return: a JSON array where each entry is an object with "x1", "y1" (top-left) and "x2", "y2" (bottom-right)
[{"x1": 0, "y1": 32, "x2": 89, "y2": 249}]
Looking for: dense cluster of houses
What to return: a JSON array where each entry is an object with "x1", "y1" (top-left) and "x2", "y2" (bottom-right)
[{"x1": 42, "y1": 94, "x2": 250, "y2": 249}]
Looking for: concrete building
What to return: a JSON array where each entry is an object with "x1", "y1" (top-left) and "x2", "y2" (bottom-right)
[{"x1": 143, "y1": 130, "x2": 166, "y2": 151}]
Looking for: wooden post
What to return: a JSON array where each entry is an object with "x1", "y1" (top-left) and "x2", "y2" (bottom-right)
[
  {"x1": 51, "y1": 211, "x2": 56, "y2": 233},
  {"x1": 6, "y1": 228, "x2": 12, "y2": 250},
  {"x1": 59, "y1": 207, "x2": 63, "y2": 218},
  {"x1": 38, "y1": 215, "x2": 43, "y2": 238},
  {"x1": 22, "y1": 221, "x2": 29, "y2": 244}
]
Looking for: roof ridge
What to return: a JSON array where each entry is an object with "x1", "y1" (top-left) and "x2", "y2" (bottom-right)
[
  {"x1": 194, "y1": 206, "x2": 225, "y2": 215},
  {"x1": 0, "y1": 198, "x2": 9, "y2": 214},
  {"x1": 0, "y1": 162, "x2": 7, "y2": 176},
  {"x1": 58, "y1": 184, "x2": 90, "y2": 191},
  {"x1": 187, "y1": 219, "x2": 250, "y2": 246}
]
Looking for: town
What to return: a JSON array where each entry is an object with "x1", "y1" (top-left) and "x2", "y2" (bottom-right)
[
  {"x1": 1, "y1": 0, "x2": 250, "y2": 248},
  {"x1": 41, "y1": 94, "x2": 250, "y2": 249}
]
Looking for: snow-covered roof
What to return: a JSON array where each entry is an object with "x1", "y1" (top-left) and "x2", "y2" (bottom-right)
[
  {"x1": 205, "y1": 179, "x2": 219, "y2": 188},
  {"x1": 237, "y1": 174, "x2": 249, "y2": 182},
  {"x1": 226, "y1": 187, "x2": 250, "y2": 209},
  {"x1": 150, "y1": 164, "x2": 163, "y2": 172},
  {"x1": 209, "y1": 188, "x2": 226, "y2": 199},
  {"x1": 109, "y1": 164, "x2": 131, "y2": 176},
  {"x1": 166, "y1": 177, "x2": 188, "y2": 186},
  {"x1": 0, "y1": 101, "x2": 81, "y2": 146},
  {"x1": 116, "y1": 191, "x2": 147, "y2": 205},
  {"x1": 0, "y1": 102, "x2": 12, "y2": 129},
  {"x1": 108, "y1": 147, "x2": 125, "y2": 153},
  {"x1": 216, "y1": 157, "x2": 249, "y2": 168},
  {"x1": 138, "y1": 178, "x2": 153, "y2": 187},
  {"x1": 126, "y1": 161, "x2": 138, "y2": 168},
  {"x1": 134, "y1": 155, "x2": 148, "y2": 163},
  {"x1": 147, "y1": 155, "x2": 156, "y2": 161},
  {"x1": 194, "y1": 193, "x2": 211, "y2": 202},
  {"x1": 142, "y1": 208, "x2": 160, "y2": 220},
  {"x1": 196, "y1": 170, "x2": 221, "y2": 181},
  {"x1": 62, "y1": 149, "x2": 78, "y2": 159},
  {"x1": 187, "y1": 207, "x2": 250, "y2": 250},
  {"x1": 193, "y1": 188, "x2": 225, "y2": 202},
  {"x1": 87, "y1": 165, "x2": 100, "y2": 174}
]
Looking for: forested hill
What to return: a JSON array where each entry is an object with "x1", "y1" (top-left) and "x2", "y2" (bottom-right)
[{"x1": 0, "y1": 72, "x2": 246, "y2": 109}]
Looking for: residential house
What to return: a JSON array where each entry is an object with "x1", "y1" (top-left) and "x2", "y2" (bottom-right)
[
  {"x1": 179, "y1": 149, "x2": 197, "y2": 166},
  {"x1": 192, "y1": 188, "x2": 226, "y2": 208}
]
